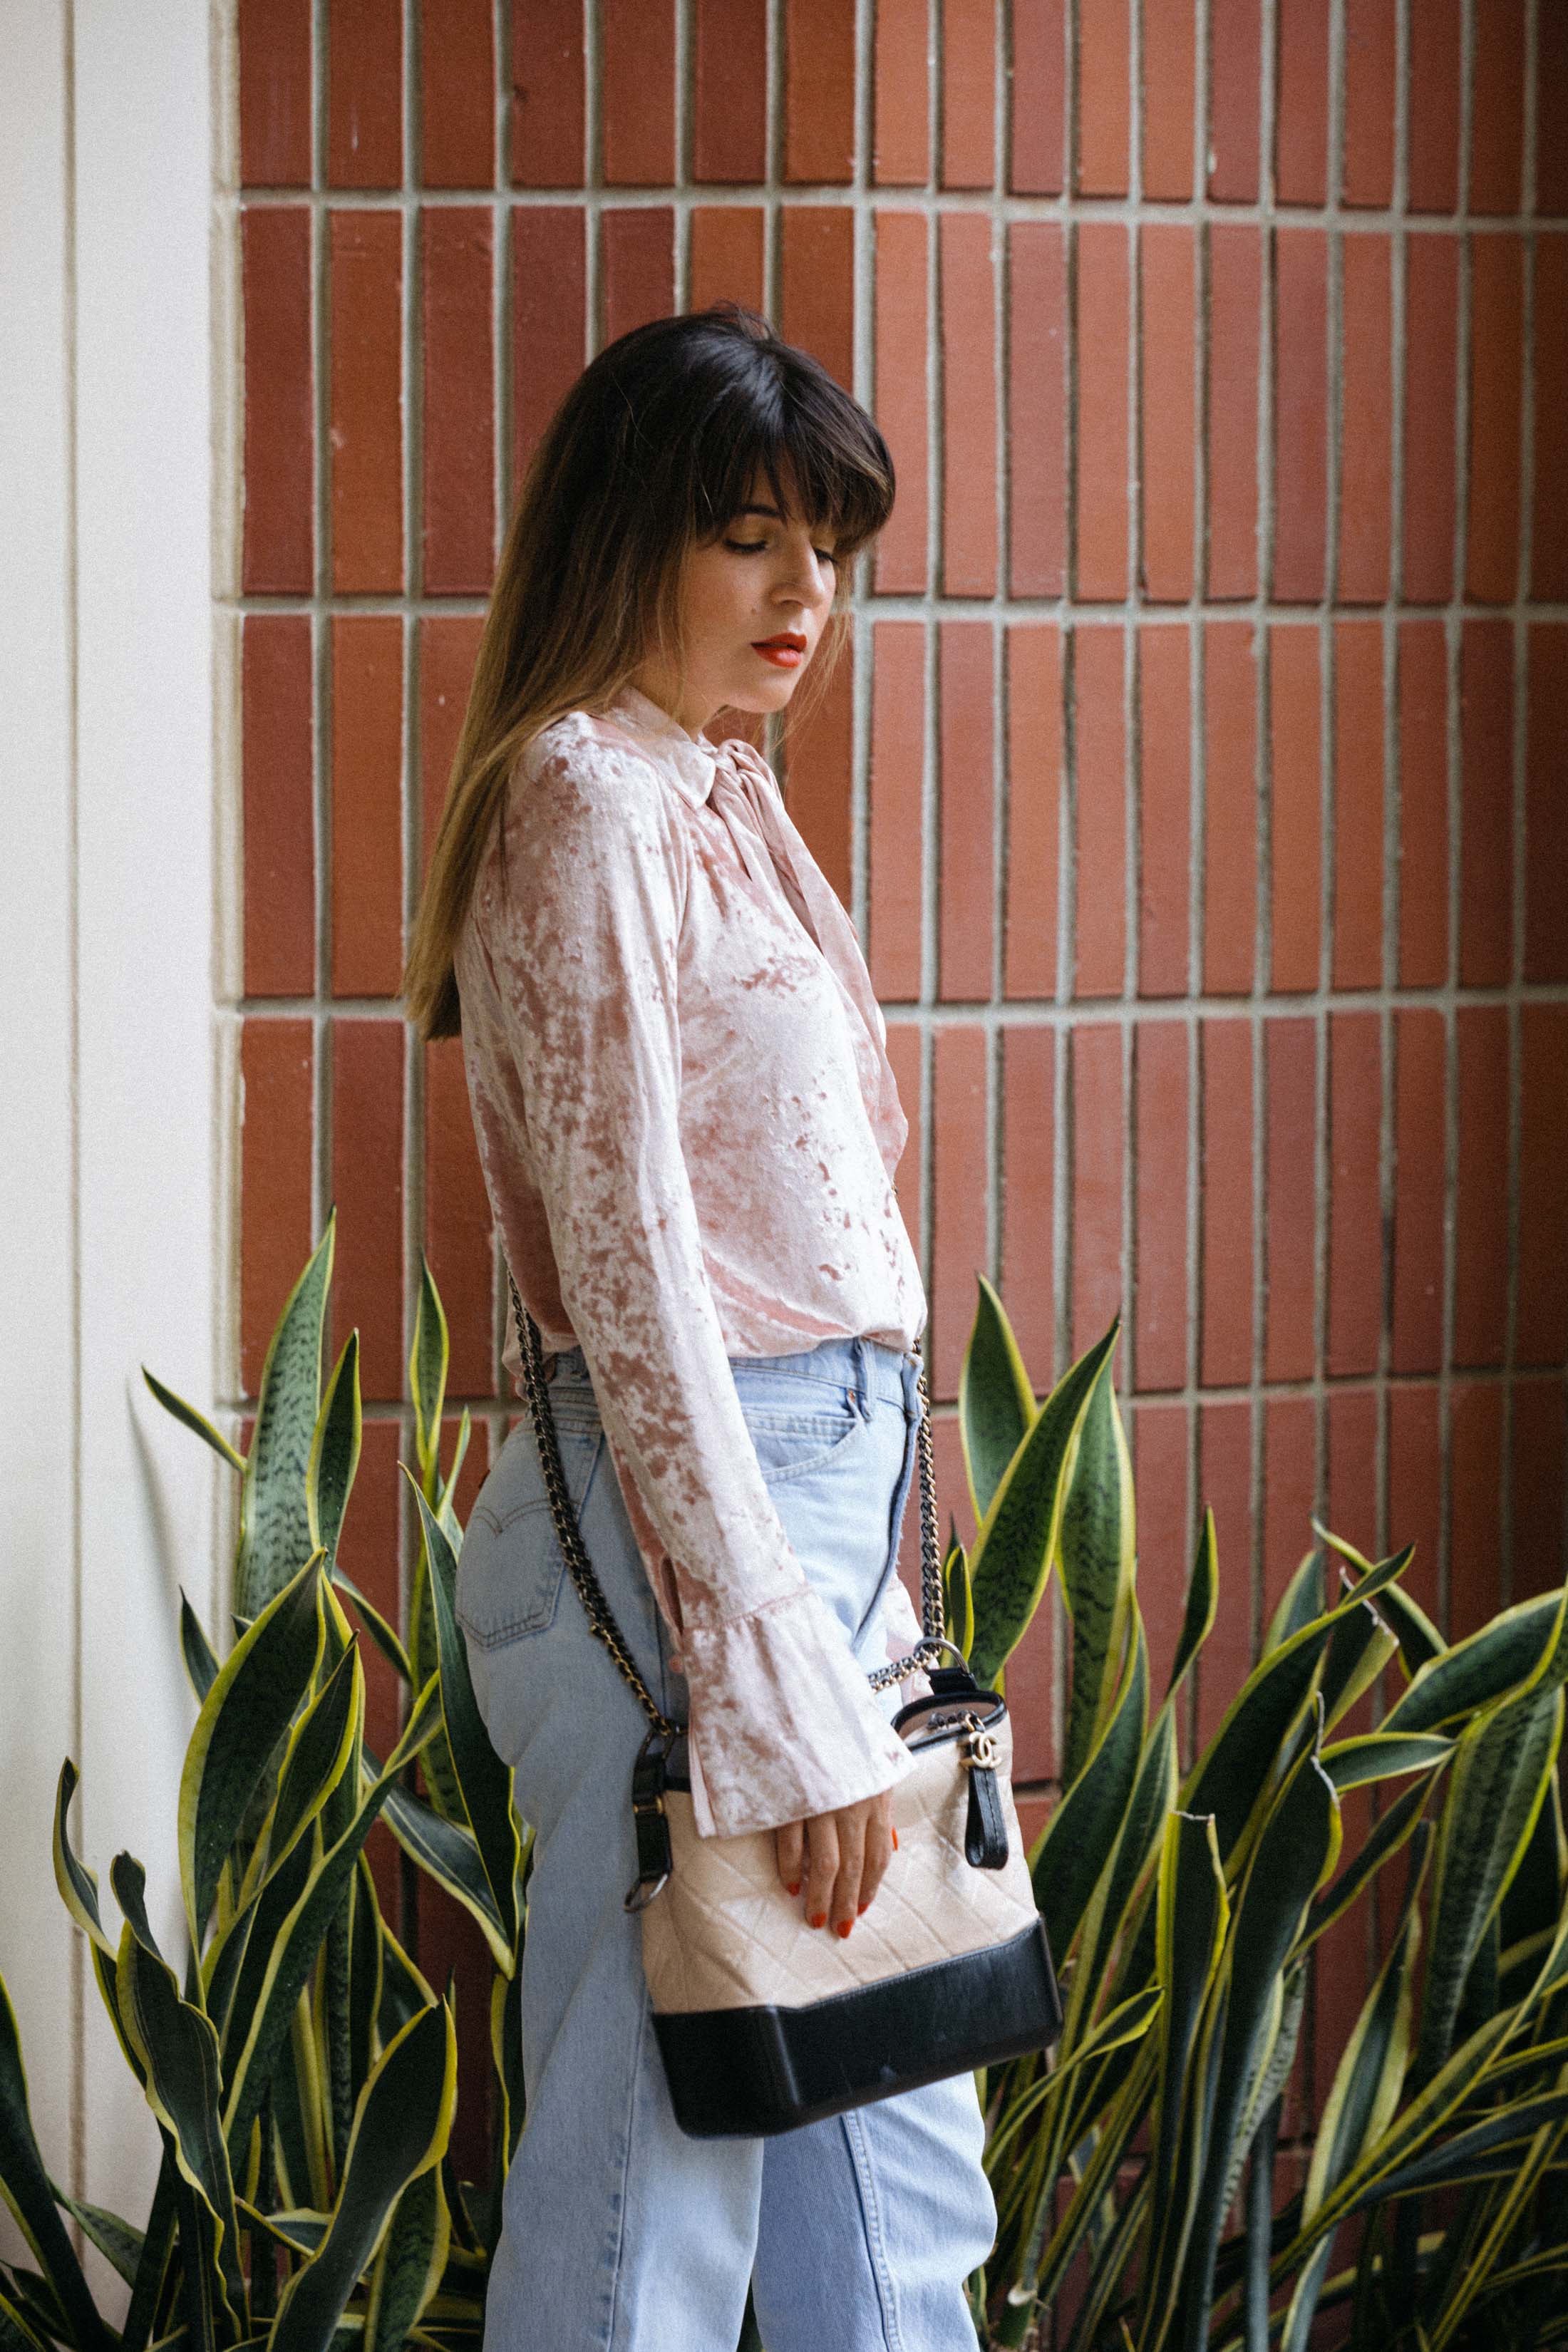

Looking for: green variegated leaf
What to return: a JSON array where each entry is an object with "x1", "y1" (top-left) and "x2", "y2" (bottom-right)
[
  {"x1": 968, "y1": 1325, "x2": 1120, "y2": 1686},
  {"x1": 409, "y1": 1257, "x2": 450, "y2": 1497},
  {"x1": 1136, "y1": 1811, "x2": 1230, "y2": 2341},
  {"x1": 1167, "y1": 1510, "x2": 1218, "y2": 1701},
  {"x1": 142, "y1": 1368, "x2": 247, "y2": 1474},
  {"x1": 1031, "y1": 1619, "x2": 1148, "y2": 1961},
  {"x1": 434, "y1": 1411, "x2": 472, "y2": 1545},
  {"x1": 0, "y1": 2281, "x2": 50, "y2": 2352},
  {"x1": 179, "y1": 1554, "x2": 325, "y2": 1946},
  {"x1": 1301, "y1": 1774, "x2": 1438, "y2": 1951},
  {"x1": 243, "y1": 1649, "x2": 363, "y2": 1903},
  {"x1": 49, "y1": 2189, "x2": 145, "y2": 2288},
  {"x1": 363, "y1": 2164, "x2": 450, "y2": 2352},
  {"x1": 237, "y1": 1217, "x2": 336, "y2": 1617},
  {"x1": 1321, "y1": 1524, "x2": 1445, "y2": 1676},
  {"x1": 307, "y1": 1334, "x2": 362, "y2": 1567},
  {"x1": 959, "y1": 1274, "x2": 1039, "y2": 1527},
  {"x1": 1057, "y1": 1360, "x2": 1135, "y2": 1790},
  {"x1": 0, "y1": 1972, "x2": 115, "y2": 2352},
  {"x1": 1262, "y1": 1552, "x2": 1325, "y2": 1658},
  {"x1": 380, "y1": 1787, "x2": 510, "y2": 1969},
  {"x1": 180, "y1": 1597, "x2": 220, "y2": 1704},
  {"x1": 942, "y1": 1542, "x2": 974, "y2": 1664},
  {"x1": 331, "y1": 1573, "x2": 412, "y2": 1683},
  {"x1": 1071, "y1": 1703, "x2": 1179, "y2": 2038},
  {"x1": 1319, "y1": 1732, "x2": 1454, "y2": 1790},
  {"x1": 1381, "y1": 1589, "x2": 1562, "y2": 1735}
]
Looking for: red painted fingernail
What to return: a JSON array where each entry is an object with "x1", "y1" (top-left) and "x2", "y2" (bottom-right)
[
  {"x1": 786, "y1": 1882, "x2": 801, "y2": 1897},
  {"x1": 892, "y1": 1828, "x2": 899, "y2": 1850},
  {"x1": 837, "y1": 1920, "x2": 852, "y2": 1939},
  {"x1": 809, "y1": 1912, "x2": 827, "y2": 1929},
  {"x1": 857, "y1": 1898, "x2": 869, "y2": 1914}
]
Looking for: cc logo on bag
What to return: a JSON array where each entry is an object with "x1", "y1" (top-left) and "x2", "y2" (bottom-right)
[{"x1": 964, "y1": 1724, "x2": 1002, "y2": 1773}]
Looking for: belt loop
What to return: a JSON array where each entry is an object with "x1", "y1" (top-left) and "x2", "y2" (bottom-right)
[{"x1": 851, "y1": 1333, "x2": 872, "y2": 1418}]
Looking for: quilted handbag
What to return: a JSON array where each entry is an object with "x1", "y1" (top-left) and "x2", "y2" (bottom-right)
[{"x1": 505, "y1": 1269, "x2": 1061, "y2": 2140}]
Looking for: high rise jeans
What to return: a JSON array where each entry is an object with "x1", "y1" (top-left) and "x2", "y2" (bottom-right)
[{"x1": 455, "y1": 1331, "x2": 996, "y2": 2351}]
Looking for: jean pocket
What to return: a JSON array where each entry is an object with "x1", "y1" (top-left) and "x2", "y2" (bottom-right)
[
  {"x1": 455, "y1": 1415, "x2": 605, "y2": 1650},
  {"x1": 739, "y1": 1384, "x2": 865, "y2": 1484}
]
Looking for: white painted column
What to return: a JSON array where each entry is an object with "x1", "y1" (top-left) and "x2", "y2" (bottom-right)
[{"x1": 0, "y1": 0, "x2": 223, "y2": 2255}]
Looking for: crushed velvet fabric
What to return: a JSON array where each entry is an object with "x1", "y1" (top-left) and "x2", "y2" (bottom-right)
[{"x1": 453, "y1": 681, "x2": 932, "y2": 1838}]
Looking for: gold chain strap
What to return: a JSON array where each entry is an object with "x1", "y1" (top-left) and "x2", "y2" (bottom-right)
[{"x1": 505, "y1": 1269, "x2": 950, "y2": 1740}]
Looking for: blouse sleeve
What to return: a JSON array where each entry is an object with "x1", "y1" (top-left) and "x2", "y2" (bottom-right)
[{"x1": 476, "y1": 734, "x2": 915, "y2": 1839}]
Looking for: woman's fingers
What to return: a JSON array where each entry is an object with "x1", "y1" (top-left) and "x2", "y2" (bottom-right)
[
  {"x1": 775, "y1": 1818, "x2": 805, "y2": 1894},
  {"x1": 857, "y1": 1792, "x2": 894, "y2": 1912},
  {"x1": 830, "y1": 1805, "x2": 867, "y2": 1934},
  {"x1": 802, "y1": 1816, "x2": 839, "y2": 1929}
]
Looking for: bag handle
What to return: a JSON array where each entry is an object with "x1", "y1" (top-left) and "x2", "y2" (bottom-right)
[{"x1": 505, "y1": 1268, "x2": 953, "y2": 1744}]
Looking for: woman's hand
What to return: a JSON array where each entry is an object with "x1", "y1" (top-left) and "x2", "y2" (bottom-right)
[{"x1": 775, "y1": 1789, "x2": 897, "y2": 1937}]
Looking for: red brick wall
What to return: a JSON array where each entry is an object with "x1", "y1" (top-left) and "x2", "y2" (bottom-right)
[{"x1": 235, "y1": 0, "x2": 1568, "y2": 1828}]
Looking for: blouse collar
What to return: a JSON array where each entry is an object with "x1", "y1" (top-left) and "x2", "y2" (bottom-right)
[{"x1": 601, "y1": 681, "x2": 724, "y2": 809}]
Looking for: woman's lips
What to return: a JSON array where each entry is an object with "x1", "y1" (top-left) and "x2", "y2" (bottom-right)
[{"x1": 752, "y1": 638, "x2": 805, "y2": 669}]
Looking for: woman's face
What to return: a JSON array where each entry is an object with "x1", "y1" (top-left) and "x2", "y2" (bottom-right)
[{"x1": 631, "y1": 469, "x2": 840, "y2": 739}]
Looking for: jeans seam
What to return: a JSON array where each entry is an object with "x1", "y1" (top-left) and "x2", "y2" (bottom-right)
[
  {"x1": 601, "y1": 1987, "x2": 653, "y2": 2351},
  {"x1": 840, "y1": 2108, "x2": 904, "y2": 2351}
]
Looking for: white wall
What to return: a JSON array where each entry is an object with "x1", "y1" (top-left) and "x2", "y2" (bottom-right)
[{"x1": 0, "y1": 0, "x2": 223, "y2": 2249}]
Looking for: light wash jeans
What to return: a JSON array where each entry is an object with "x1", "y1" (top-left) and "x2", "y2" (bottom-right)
[{"x1": 456, "y1": 1331, "x2": 995, "y2": 2351}]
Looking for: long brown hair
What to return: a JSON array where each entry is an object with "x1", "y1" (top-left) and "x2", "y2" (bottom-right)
[{"x1": 403, "y1": 300, "x2": 895, "y2": 1040}]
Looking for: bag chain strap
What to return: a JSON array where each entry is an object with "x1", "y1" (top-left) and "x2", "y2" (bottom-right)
[{"x1": 505, "y1": 1268, "x2": 949, "y2": 1745}]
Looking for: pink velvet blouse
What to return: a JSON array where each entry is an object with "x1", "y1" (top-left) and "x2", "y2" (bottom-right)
[{"x1": 454, "y1": 681, "x2": 930, "y2": 1838}]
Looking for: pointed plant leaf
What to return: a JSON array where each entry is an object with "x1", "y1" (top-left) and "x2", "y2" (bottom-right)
[
  {"x1": 180, "y1": 1599, "x2": 220, "y2": 1705},
  {"x1": 1322, "y1": 1525, "x2": 1445, "y2": 1676},
  {"x1": 1381, "y1": 1589, "x2": 1562, "y2": 1735},
  {"x1": 1031, "y1": 1619, "x2": 1148, "y2": 1960},
  {"x1": 379, "y1": 1785, "x2": 510, "y2": 1969},
  {"x1": 958, "y1": 1273, "x2": 1039, "y2": 1527},
  {"x1": 1166, "y1": 1511, "x2": 1218, "y2": 1701},
  {"x1": 237, "y1": 1217, "x2": 335, "y2": 1617},
  {"x1": 142, "y1": 1369, "x2": 246, "y2": 1474},
  {"x1": 363, "y1": 2163, "x2": 450, "y2": 2352},
  {"x1": 331, "y1": 1573, "x2": 412, "y2": 1683},
  {"x1": 1262, "y1": 1553, "x2": 1326, "y2": 1659},
  {"x1": 1320, "y1": 1733, "x2": 1454, "y2": 1790},
  {"x1": 409, "y1": 1257, "x2": 450, "y2": 1494},
  {"x1": 48, "y1": 2189, "x2": 145, "y2": 2289},
  {"x1": 249, "y1": 1647, "x2": 363, "y2": 1897},
  {"x1": 1301, "y1": 1774, "x2": 1439, "y2": 1952},
  {"x1": 968, "y1": 1324, "x2": 1120, "y2": 1686},
  {"x1": 1057, "y1": 1360, "x2": 1136, "y2": 1790},
  {"x1": 0, "y1": 1973, "x2": 115, "y2": 2352},
  {"x1": 306, "y1": 1334, "x2": 361, "y2": 1566}
]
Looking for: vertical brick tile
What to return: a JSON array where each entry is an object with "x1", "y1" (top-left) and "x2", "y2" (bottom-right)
[
  {"x1": 1341, "y1": 0, "x2": 1396, "y2": 206},
  {"x1": 1453, "y1": 1006, "x2": 1510, "y2": 1371},
  {"x1": 1391, "y1": 1009, "x2": 1445, "y2": 1376},
  {"x1": 694, "y1": 0, "x2": 768, "y2": 183},
  {"x1": 1517, "y1": 1007, "x2": 1568, "y2": 1369},
  {"x1": 327, "y1": 0, "x2": 403, "y2": 188},
  {"x1": 1203, "y1": 622, "x2": 1259, "y2": 996},
  {"x1": 1196, "y1": 1400, "x2": 1253, "y2": 1747},
  {"x1": 780, "y1": 205, "x2": 854, "y2": 391},
  {"x1": 1397, "y1": 620, "x2": 1450, "y2": 989},
  {"x1": 602, "y1": 0, "x2": 676, "y2": 183},
  {"x1": 1011, "y1": 0, "x2": 1066, "y2": 194},
  {"x1": 1468, "y1": 0, "x2": 1526, "y2": 215},
  {"x1": 1076, "y1": 224, "x2": 1131, "y2": 602},
  {"x1": 421, "y1": 208, "x2": 495, "y2": 594},
  {"x1": 510, "y1": 0, "x2": 586, "y2": 187},
  {"x1": 1263, "y1": 1396, "x2": 1317, "y2": 1626},
  {"x1": 1269, "y1": 625, "x2": 1322, "y2": 994},
  {"x1": 931, "y1": 1026, "x2": 989, "y2": 1400},
  {"x1": 512, "y1": 205, "x2": 586, "y2": 488},
  {"x1": 689, "y1": 205, "x2": 765, "y2": 311},
  {"x1": 420, "y1": 0, "x2": 495, "y2": 185},
  {"x1": 1337, "y1": 235, "x2": 1392, "y2": 603},
  {"x1": 872, "y1": 211, "x2": 929, "y2": 594},
  {"x1": 937, "y1": 623, "x2": 994, "y2": 1000},
  {"x1": 1532, "y1": 239, "x2": 1568, "y2": 601},
  {"x1": 1133, "y1": 1402, "x2": 1192, "y2": 1719},
  {"x1": 243, "y1": 617, "x2": 315, "y2": 997},
  {"x1": 1140, "y1": 225, "x2": 1197, "y2": 602},
  {"x1": 1071, "y1": 1023, "x2": 1127, "y2": 1358},
  {"x1": 1466, "y1": 235, "x2": 1524, "y2": 605},
  {"x1": 783, "y1": 644, "x2": 854, "y2": 902},
  {"x1": 1388, "y1": 1383, "x2": 1443, "y2": 1625},
  {"x1": 1207, "y1": 0, "x2": 1261, "y2": 201},
  {"x1": 872, "y1": 0, "x2": 929, "y2": 185},
  {"x1": 1526, "y1": 627, "x2": 1568, "y2": 984},
  {"x1": 240, "y1": 1019, "x2": 315, "y2": 1395},
  {"x1": 1458, "y1": 620, "x2": 1515, "y2": 989},
  {"x1": 1206, "y1": 226, "x2": 1261, "y2": 600},
  {"x1": 1138, "y1": 623, "x2": 1191, "y2": 998},
  {"x1": 1331, "y1": 621, "x2": 1385, "y2": 993},
  {"x1": 1009, "y1": 223, "x2": 1068, "y2": 599},
  {"x1": 1078, "y1": 0, "x2": 1130, "y2": 195},
  {"x1": 1200, "y1": 1018, "x2": 1254, "y2": 1388},
  {"x1": 869, "y1": 621, "x2": 925, "y2": 1001},
  {"x1": 330, "y1": 616, "x2": 404, "y2": 999},
  {"x1": 939, "y1": 212, "x2": 998, "y2": 597},
  {"x1": 331, "y1": 1019, "x2": 406, "y2": 1399},
  {"x1": 942, "y1": 0, "x2": 995, "y2": 189},
  {"x1": 1401, "y1": 238, "x2": 1459, "y2": 604},
  {"x1": 239, "y1": 0, "x2": 312, "y2": 186},
  {"x1": 1274, "y1": 0, "x2": 1329, "y2": 205},
  {"x1": 1004, "y1": 624, "x2": 1064, "y2": 1001},
  {"x1": 242, "y1": 206, "x2": 314, "y2": 594},
  {"x1": 1408, "y1": 0, "x2": 1461, "y2": 212},
  {"x1": 1327, "y1": 1012, "x2": 1382, "y2": 1379},
  {"x1": 1142, "y1": 0, "x2": 1196, "y2": 199},
  {"x1": 1134, "y1": 1019, "x2": 1190, "y2": 1393},
  {"x1": 425, "y1": 1037, "x2": 494, "y2": 1397},
  {"x1": 1539, "y1": 8, "x2": 1568, "y2": 215},
  {"x1": 1449, "y1": 1383, "x2": 1505, "y2": 1639},
  {"x1": 784, "y1": 0, "x2": 855, "y2": 183},
  {"x1": 1264, "y1": 1016, "x2": 1318, "y2": 1385},
  {"x1": 1001, "y1": 1028, "x2": 1056, "y2": 1393},
  {"x1": 329, "y1": 212, "x2": 403, "y2": 593},
  {"x1": 418, "y1": 616, "x2": 483, "y2": 876},
  {"x1": 1327, "y1": 1387, "x2": 1379, "y2": 1562},
  {"x1": 1272, "y1": 229, "x2": 1329, "y2": 604},
  {"x1": 1073, "y1": 626, "x2": 1128, "y2": 999},
  {"x1": 1512, "y1": 1383, "x2": 1567, "y2": 1600}
]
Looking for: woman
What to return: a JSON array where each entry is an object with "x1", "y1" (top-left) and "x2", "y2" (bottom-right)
[{"x1": 403, "y1": 301, "x2": 996, "y2": 2350}]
